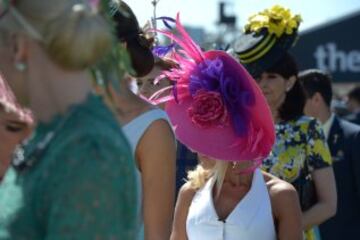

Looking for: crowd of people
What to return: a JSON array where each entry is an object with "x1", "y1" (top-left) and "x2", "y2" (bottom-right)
[{"x1": 0, "y1": 0, "x2": 359, "y2": 240}]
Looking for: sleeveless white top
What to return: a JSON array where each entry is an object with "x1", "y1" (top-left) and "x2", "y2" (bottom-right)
[
  {"x1": 122, "y1": 108, "x2": 170, "y2": 240},
  {"x1": 186, "y1": 168, "x2": 276, "y2": 240},
  {"x1": 123, "y1": 108, "x2": 170, "y2": 157}
]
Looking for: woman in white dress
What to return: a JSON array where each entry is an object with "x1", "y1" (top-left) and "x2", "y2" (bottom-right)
[
  {"x1": 150, "y1": 15, "x2": 303, "y2": 240},
  {"x1": 174, "y1": 159, "x2": 303, "y2": 240},
  {"x1": 97, "y1": 2, "x2": 176, "y2": 240}
]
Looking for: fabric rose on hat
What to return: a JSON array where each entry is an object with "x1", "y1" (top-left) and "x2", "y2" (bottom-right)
[
  {"x1": 187, "y1": 57, "x2": 255, "y2": 136},
  {"x1": 188, "y1": 90, "x2": 228, "y2": 128}
]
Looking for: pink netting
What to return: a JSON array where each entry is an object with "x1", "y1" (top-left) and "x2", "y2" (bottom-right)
[{"x1": 0, "y1": 74, "x2": 33, "y2": 124}]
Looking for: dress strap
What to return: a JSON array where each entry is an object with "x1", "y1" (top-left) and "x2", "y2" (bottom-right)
[
  {"x1": 122, "y1": 108, "x2": 170, "y2": 156},
  {"x1": 226, "y1": 169, "x2": 270, "y2": 226}
]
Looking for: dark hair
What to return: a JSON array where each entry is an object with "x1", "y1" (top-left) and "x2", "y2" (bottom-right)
[
  {"x1": 265, "y1": 52, "x2": 305, "y2": 121},
  {"x1": 112, "y1": 2, "x2": 154, "y2": 77},
  {"x1": 348, "y1": 86, "x2": 360, "y2": 104},
  {"x1": 154, "y1": 58, "x2": 178, "y2": 71},
  {"x1": 298, "y1": 69, "x2": 333, "y2": 107}
]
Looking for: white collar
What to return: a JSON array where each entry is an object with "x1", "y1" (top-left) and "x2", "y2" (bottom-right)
[
  {"x1": 194, "y1": 168, "x2": 267, "y2": 228},
  {"x1": 322, "y1": 113, "x2": 335, "y2": 140}
]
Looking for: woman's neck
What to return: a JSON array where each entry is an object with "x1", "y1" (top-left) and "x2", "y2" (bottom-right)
[
  {"x1": 24, "y1": 41, "x2": 93, "y2": 123},
  {"x1": 269, "y1": 94, "x2": 286, "y2": 123},
  {"x1": 225, "y1": 171, "x2": 253, "y2": 189},
  {"x1": 28, "y1": 68, "x2": 93, "y2": 123},
  {"x1": 112, "y1": 82, "x2": 153, "y2": 124},
  {"x1": 270, "y1": 107, "x2": 280, "y2": 123}
]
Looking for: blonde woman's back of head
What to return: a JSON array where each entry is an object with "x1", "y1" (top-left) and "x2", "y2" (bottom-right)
[{"x1": 0, "y1": 0, "x2": 112, "y2": 70}]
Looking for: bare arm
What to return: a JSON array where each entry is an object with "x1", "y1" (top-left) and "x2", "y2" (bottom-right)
[
  {"x1": 138, "y1": 119, "x2": 176, "y2": 240},
  {"x1": 270, "y1": 179, "x2": 303, "y2": 240},
  {"x1": 170, "y1": 183, "x2": 196, "y2": 240},
  {"x1": 302, "y1": 166, "x2": 337, "y2": 230}
]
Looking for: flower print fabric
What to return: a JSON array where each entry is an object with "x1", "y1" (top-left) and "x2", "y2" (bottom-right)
[
  {"x1": 262, "y1": 115, "x2": 331, "y2": 182},
  {"x1": 262, "y1": 115, "x2": 332, "y2": 240}
]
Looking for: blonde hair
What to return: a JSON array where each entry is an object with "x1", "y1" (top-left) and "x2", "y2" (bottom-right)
[
  {"x1": 0, "y1": 0, "x2": 112, "y2": 70},
  {"x1": 187, "y1": 161, "x2": 229, "y2": 199}
]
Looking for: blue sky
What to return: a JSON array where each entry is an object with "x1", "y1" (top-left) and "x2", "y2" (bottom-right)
[{"x1": 130, "y1": 0, "x2": 360, "y2": 32}]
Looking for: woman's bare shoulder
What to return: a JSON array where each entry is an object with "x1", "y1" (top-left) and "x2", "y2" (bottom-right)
[
  {"x1": 178, "y1": 182, "x2": 197, "y2": 202},
  {"x1": 262, "y1": 171, "x2": 301, "y2": 220},
  {"x1": 262, "y1": 171, "x2": 298, "y2": 201}
]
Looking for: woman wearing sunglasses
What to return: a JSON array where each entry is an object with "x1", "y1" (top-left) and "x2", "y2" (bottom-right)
[{"x1": 0, "y1": 0, "x2": 138, "y2": 239}]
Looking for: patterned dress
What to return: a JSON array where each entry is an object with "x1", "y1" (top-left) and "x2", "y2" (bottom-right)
[
  {"x1": 0, "y1": 94, "x2": 138, "y2": 239},
  {"x1": 262, "y1": 115, "x2": 332, "y2": 240}
]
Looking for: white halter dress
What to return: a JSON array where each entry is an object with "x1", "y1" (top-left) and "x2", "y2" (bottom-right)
[{"x1": 186, "y1": 168, "x2": 276, "y2": 240}]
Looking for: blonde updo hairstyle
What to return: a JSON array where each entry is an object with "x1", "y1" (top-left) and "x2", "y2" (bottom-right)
[{"x1": 0, "y1": 0, "x2": 112, "y2": 70}]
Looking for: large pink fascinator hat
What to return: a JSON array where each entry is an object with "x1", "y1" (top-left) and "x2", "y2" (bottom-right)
[
  {"x1": 0, "y1": 75, "x2": 33, "y2": 125},
  {"x1": 151, "y1": 15, "x2": 275, "y2": 164}
]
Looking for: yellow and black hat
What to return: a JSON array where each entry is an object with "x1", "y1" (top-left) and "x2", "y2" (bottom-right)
[{"x1": 234, "y1": 5, "x2": 302, "y2": 77}]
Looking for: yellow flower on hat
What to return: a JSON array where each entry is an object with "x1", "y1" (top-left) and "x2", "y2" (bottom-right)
[{"x1": 245, "y1": 5, "x2": 302, "y2": 38}]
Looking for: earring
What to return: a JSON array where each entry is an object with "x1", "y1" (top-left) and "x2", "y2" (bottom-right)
[
  {"x1": 15, "y1": 62, "x2": 27, "y2": 72},
  {"x1": 232, "y1": 161, "x2": 238, "y2": 169}
]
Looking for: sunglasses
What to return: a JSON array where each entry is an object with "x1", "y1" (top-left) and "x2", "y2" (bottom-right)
[{"x1": 5, "y1": 121, "x2": 26, "y2": 133}]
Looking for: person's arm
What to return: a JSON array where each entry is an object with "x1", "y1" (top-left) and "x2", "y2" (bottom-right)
[
  {"x1": 302, "y1": 119, "x2": 337, "y2": 229},
  {"x1": 44, "y1": 134, "x2": 138, "y2": 240},
  {"x1": 302, "y1": 166, "x2": 337, "y2": 229},
  {"x1": 271, "y1": 180, "x2": 303, "y2": 240},
  {"x1": 170, "y1": 183, "x2": 196, "y2": 240},
  {"x1": 137, "y1": 119, "x2": 176, "y2": 240}
]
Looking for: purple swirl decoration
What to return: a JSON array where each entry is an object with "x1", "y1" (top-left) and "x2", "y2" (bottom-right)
[
  {"x1": 189, "y1": 59, "x2": 223, "y2": 94},
  {"x1": 188, "y1": 57, "x2": 255, "y2": 136},
  {"x1": 156, "y1": 16, "x2": 176, "y2": 30},
  {"x1": 152, "y1": 43, "x2": 176, "y2": 57}
]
